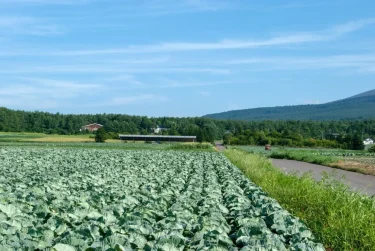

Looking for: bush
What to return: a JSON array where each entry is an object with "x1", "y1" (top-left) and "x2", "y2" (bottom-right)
[
  {"x1": 107, "y1": 132, "x2": 119, "y2": 140},
  {"x1": 369, "y1": 145, "x2": 375, "y2": 153},
  {"x1": 168, "y1": 143, "x2": 213, "y2": 150},
  {"x1": 95, "y1": 128, "x2": 108, "y2": 143}
]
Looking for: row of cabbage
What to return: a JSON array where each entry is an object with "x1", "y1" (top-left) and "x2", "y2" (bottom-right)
[
  {"x1": 0, "y1": 142, "x2": 170, "y2": 149},
  {"x1": 0, "y1": 148, "x2": 324, "y2": 250}
]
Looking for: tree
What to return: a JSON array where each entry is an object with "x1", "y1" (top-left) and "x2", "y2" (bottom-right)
[
  {"x1": 95, "y1": 127, "x2": 108, "y2": 143},
  {"x1": 369, "y1": 145, "x2": 375, "y2": 153},
  {"x1": 223, "y1": 133, "x2": 233, "y2": 145},
  {"x1": 197, "y1": 129, "x2": 204, "y2": 143},
  {"x1": 352, "y1": 134, "x2": 365, "y2": 150}
]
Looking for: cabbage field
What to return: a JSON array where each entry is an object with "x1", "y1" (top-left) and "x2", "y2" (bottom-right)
[{"x1": 0, "y1": 148, "x2": 324, "y2": 250}]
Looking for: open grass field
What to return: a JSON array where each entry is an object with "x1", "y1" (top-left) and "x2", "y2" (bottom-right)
[
  {"x1": 231, "y1": 145, "x2": 375, "y2": 175},
  {"x1": 0, "y1": 147, "x2": 323, "y2": 250},
  {"x1": 0, "y1": 132, "x2": 96, "y2": 142}
]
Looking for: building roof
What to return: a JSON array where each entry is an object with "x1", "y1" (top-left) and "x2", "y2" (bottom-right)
[
  {"x1": 119, "y1": 135, "x2": 196, "y2": 139},
  {"x1": 83, "y1": 123, "x2": 103, "y2": 127}
]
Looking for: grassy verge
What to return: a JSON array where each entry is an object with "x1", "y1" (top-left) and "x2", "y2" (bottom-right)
[
  {"x1": 270, "y1": 150, "x2": 375, "y2": 175},
  {"x1": 270, "y1": 150, "x2": 339, "y2": 166},
  {"x1": 225, "y1": 149, "x2": 375, "y2": 251}
]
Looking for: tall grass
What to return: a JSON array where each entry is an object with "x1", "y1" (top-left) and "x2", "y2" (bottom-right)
[
  {"x1": 167, "y1": 142, "x2": 214, "y2": 151},
  {"x1": 270, "y1": 150, "x2": 339, "y2": 166},
  {"x1": 225, "y1": 149, "x2": 375, "y2": 251}
]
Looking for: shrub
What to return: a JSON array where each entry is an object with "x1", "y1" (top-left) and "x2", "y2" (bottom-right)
[{"x1": 95, "y1": 127, "x2": 108, "y2": 143}]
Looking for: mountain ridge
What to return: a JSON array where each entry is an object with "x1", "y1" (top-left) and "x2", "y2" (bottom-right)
[{"x1": 204, "y1": 89, "x2": 375, "y2": 121}]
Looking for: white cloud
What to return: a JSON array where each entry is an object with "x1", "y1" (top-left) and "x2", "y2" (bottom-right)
[
  {"x1": 22, "y1": 77, "x2": 102, "y2": 90},
  {"x1": 156, "y1": 79, "x2": 233, "y2": 88},
  {"x1": 198, "y1": 91, "x2": 211, "y2": 96},
  {"x1": 332, "y1": 19, "x2": 375, "y2": 34},
  {"x1": 109, "y1": 57, "x2": 170, "y2": 64},
  {"x1": 302, "y1": 100, "x2": 321, "y2": 105},
  {"x1": 111, "y1": 94, "x2": 166, "y2": 105},
  {"x1": 0, "y1": 78, "x2": 102, "y2": 99},
  {"x1": 0, "y1": 66, "x2": 230, "y2": 75},
  {"x1": 0, "y1": 78, "x2": 103, "y2": 109},
  {"x1": 4, "y1": 18, "x2": 371, "y2": 56},
  {"x1": 226, "y1": 54, "x2": 375, "y2": 73},
  {"x1": 0, "y1": 17, "x2": 34, "y2": 26},
  {"x1": 0, "y1": 96, "x2": 58, "y2": 109},
  {"x1": 0, "y1": 0, "x2": 94, "y2": 5},
  {"x1": 0, "y1": 16, "x2": 64, "y2": 36},
  {"x1": 99, "y1": 0, "x2": 231, "y2": 18},
  {"x1": 108, "y1": 75, "x2": 148, "y2": 88},
  {"x1": 280, "y1": 2, "x2": 339, "y2": 9}
]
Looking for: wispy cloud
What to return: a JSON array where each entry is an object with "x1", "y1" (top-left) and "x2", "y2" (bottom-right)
[
  {"x1": 23, "y1": 77, "x2": 102, "y2": 90},
  {"x1": 0, "y1": 96, "x2": 58, "y2": 109},
  {"x1": 0, "y1": 78, "x2": 102, "y2": 99},
  {"x1": 108, "y1": 75, "x2": 148, "y2": 88},
  {"x1": 332, "y1": 19, "x2": 375, "y2": 35},
  {"x1": 280, "y1": 2, "x2": 339, "y2": 9},
  {"x1": 155, "y1": 79, "x2": 234, "y2": 88},
  {"x1": 0, "y1": 78, "x2": 102, "y2": 109},
  {"x1": 0, "y1": 16, "x2": 64, "y2": 35},
  {"x1": 302, "y1": 100, "x2": 321, "y2": 105},
  {"x1": 226, "y1": 54, "x2": 375, "y2": 74},
  {"x1": 2, "y1": 18, "x2": 372, "y2": 55},
  {"x1": 0, "y1": 66, "x2": 230, "y2": 75},
  {"x1": 0, "y1": 0, "x2": 94, "y2": 5},
  {"x1": 109, "y1": 57, "x2": 171, "y2": 64},
  {"x1": 198, "y1": 91, "x2": 211, "y2": 96},
  {"x1": 97, "y1": 0, "x2": 231, "y2": 18},
  {"x1": 110, "y1": 94, "x2": 166, "y2": 105},
  {"x1": 104, "y1": 76, "x2": 237, "y2": 90}
]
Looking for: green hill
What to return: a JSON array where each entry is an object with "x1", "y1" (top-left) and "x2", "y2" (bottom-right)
[{"x1": 205, "y1": 89, "x2": 375, "y2": 121}]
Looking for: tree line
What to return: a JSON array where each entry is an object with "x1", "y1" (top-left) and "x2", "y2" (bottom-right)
[{"x1": 0, "y1": 107, "x2": 374, "y2": 150}]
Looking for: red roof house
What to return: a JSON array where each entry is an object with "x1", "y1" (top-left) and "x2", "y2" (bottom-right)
[{"x1": 80, "y1": 123, "x2": 103, "y2": 132}]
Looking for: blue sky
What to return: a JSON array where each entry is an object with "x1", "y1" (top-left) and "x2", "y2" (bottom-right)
[{"x1": 0, "y1": 0, "x2": 374, "y2": 117}]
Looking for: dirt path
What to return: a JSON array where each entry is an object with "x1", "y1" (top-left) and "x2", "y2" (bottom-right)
[
  {"x1": 272, "y1": 159, "x2": 375, "y2": 196},
  {"x1": 215, "y1": 143, "x2": 226, "y2": 152}
]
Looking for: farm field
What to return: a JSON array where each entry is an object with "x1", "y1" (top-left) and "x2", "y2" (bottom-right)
[
  {"x1": 0, "y1": 132, "x2": 132, "y2": 143},
  {"x1": 0, "y1": 132, "x2": 97, "y2": 143},
  {"x1": 0, "y1": 148, "x2": 323, "y2": 250},
  {"x1": 0, "y1": 142, "x2": 213, "y2": 152},
  {"x1": 231, "y1": 145, "x2": 375, "y2": 175}
]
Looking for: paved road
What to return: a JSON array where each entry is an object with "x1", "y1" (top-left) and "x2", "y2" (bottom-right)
[{"x1": 272, "y1": 159, "x2": 375, "y2": 196}]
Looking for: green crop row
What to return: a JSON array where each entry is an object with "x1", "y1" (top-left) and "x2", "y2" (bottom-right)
[
  {"x1": 0, "y1": 142, "x2": 171, "y2": 150},
  {"x1": 0, "y1": 148, "x2": 323, "y2": 250}
]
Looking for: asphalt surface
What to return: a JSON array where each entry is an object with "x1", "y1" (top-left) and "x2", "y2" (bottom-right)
[{"x1": 272, "y1": 159, "x2": 375, "y2": 196}]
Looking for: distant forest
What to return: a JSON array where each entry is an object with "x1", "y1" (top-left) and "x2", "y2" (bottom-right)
[
  {"x1": 1, "y1": 107, "x2": 374, "y2": 150},
  {"x1": 205, "y1": 95, "x2": 375, "y2": 121}
]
